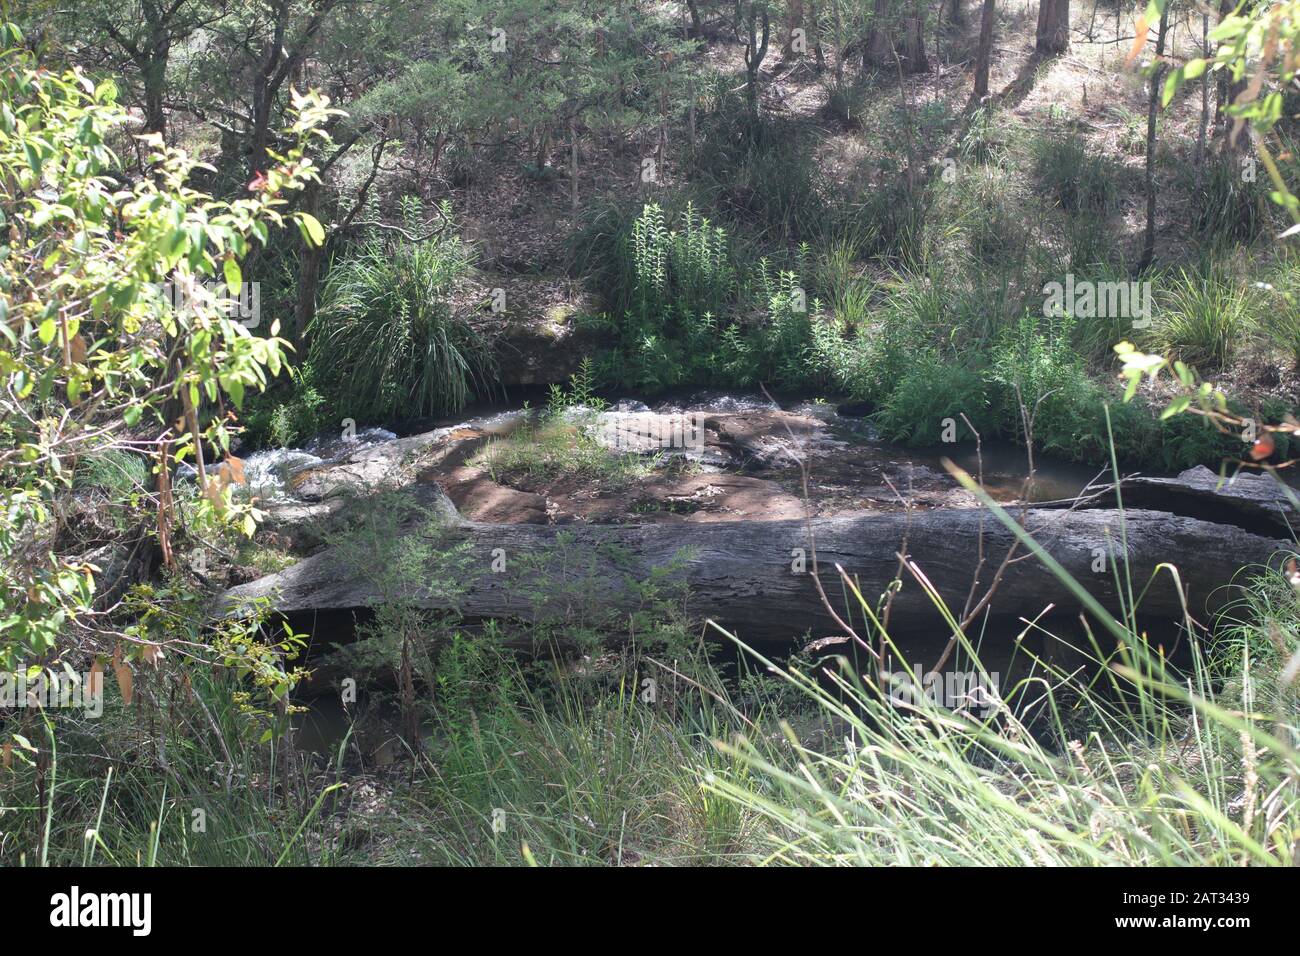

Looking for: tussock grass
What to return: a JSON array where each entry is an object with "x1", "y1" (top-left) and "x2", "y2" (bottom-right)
[
  {"x1": 308, "y1": 199, "x2": 495, "y2": 422},
  {"x1": 1151, "y1": 266, "x2": 1262, "y2": 369},
  {"x1": 471, "y1": 413, "x2": 658, "y2": 488}
]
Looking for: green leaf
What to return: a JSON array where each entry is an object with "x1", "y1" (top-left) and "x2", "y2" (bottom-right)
[
  {"x1": 223, "y1": 256, "x2": 242, "y2": 295},
  {"x1": 1160, "y1": 395, "x2": 1191, "y2": 420},
  {"x1": 298, "y1": 213, "x2": 326, "y2": 247},
  {"x1": 36, "y1": 318, "x2": 56, "y2": 345}
]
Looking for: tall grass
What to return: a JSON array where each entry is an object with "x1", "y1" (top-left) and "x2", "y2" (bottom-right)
[
  {"x1": 705, "y1": 469, "x2": 1300, "y2": 865},
  {"x1": 1192, "y1": 156, "x2": 1272, "y2": 242},
  {"x1": 1032, "y1": 131, "x2": 1120, "y2": 215},
  {"x1": 308, "y1": 199, "x2": 495, "y2": 423},
  {"x1": 392, "y1": 659, "x2": 759, "y2": 865},
  {"x1": 1259, "y1": 246, "x2": 1300, "y2": 367},
  {"x1": 1, "y1": 668, "x2": 346, "y2": 866},
  {"x1": 1152, "y1": 266, "x2": 1261, "y2": 369}
]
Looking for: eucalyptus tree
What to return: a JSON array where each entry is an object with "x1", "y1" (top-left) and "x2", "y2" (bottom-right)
[
  {"x1": 1034, "y1": 0, "x2": 1069, "y2": 55},
  {"x1": 55, "y1": 0, "x2": 231, "y2": 136}
]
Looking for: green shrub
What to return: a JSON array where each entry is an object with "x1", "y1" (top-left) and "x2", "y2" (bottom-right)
[
  {"x1": 241, "y1": 363, "x2": 330, "y2": 449},
  {"x1": 1259, "y1": 247, "x2": 1300, "y2": 366},
  {"x1": 307, "y1": 199, "x2": 495, "y2": 423},
  {"x1": 953, "y1": 166, "x2": 1026, "y2": 264},
  {"x1": 751, "y1": 266, "x2": 816, "y2": 389},
  {"x1": 860, "y1": 178, "x2": 928, "y2": 264},
  {"x1": 1192, "y1": 156, "x2": 1272, "y2": 242},
  {"x1": 73, "y1": 449, "x2": 150, "y2": 501},
  {"x1": 874, "y1": 353, "x2": 990, "y2": 445},
  {"x1": 1032, "y1": 132, "x2": 1119, "y2": 214},
  {"x1": 825, "y1": 77, "x2": 870, "y2": 128},
  {"x1": 989, "y1": 314, "x2": 1083, "y2": 437},
  {"x1": 693, "y1": 116, "x2": 826, "y2": 242},
  {"x1": 1152, "y1": 266, "x2": 1260, "y2": 369},
  {"x1": 587, "y1": 205, "x2": 819, "y2": 392},
  {"x1": 810, "y1": 299, "x2": 927, "y2": 403},
  {"x1": 1062, "y1": 211, "x2": 1122, "y2": 274},
  {"x1": 628, "y1": 201, "x2": 735, "y2": 323}
]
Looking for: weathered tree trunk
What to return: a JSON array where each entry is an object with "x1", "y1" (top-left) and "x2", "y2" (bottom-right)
[
  {"x1": 1034, "y1": 0, "x2": 1069, "y2": 56},
  {"x1": 141, "y1": 27, "x2": 170, "y2": 136},
  {"x1": 1215, "y1": 0, "x2": 1252, "y2": 152},
  {"x1": 865, "y1": 0, "x2": 929, "y2": 73},
  {"x1": 744, "y1": 4, "x2": 771, "y2": 119},
  {"x1": 1195, "y1": 10, "x2": 1210, "y2": 182},
  {"x1": 293, "y1": 182, "x2": 324, "y2": 343},
  {"x1": 569, "y1": 115, "x2": 579, "y2": 211},
  {"x1": 971, "y1": 0, "x2": 996, "y2": 103},
  {"x1": 865, "y1": 0, "x2": 896, "y2": 69},
  {"x1": 685, "y1": 0, "x2": 704, "y2": 39},
  {"x1": 898, "y1": 13, "x2": 928, "y2": 72},
  {"x1": 226, "y1": 501, "x2": 1288, "y2": 643},
  {"x1": 784, "y1": 0, "x2": 805, "y2": 56},
  {"x1": 1138, "y1": 2, "x2": 1170, "y2": 273}
]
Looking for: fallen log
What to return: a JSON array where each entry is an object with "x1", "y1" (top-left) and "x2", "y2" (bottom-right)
[
  {"x1": 1082, "y1": 465, "x2": 1299, "y2": 537},
  {"x1": 225, "y1": 488, "x2": 1292, "y2": 642}
]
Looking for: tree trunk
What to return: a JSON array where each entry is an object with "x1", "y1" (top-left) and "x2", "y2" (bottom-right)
[
  {"x1": 226, "y1": 499, "x2": 1288, "y2": 643},
  {"x1": 1214, "y1": 0, "x2": 1250, "y2": 152},
  {"x1": 865, "y1": 0, "x2": 895, "y2": 69},
  {"x1": 898, "y1": 13, "x2": 928, "y2": 72},
  {"x1": 141, "y1": 35, "x2": 170, "y2": 136},
  {"x1": 685, "y1": 0, "x2": 704, "y2": 38},
  {"x1": 569, "y1": 115, "x2": 579, "y2": 211},
  {"x1": 971, "y1": 0, "x2": 995, "y2": 102},
  {"x1": 293, "y1": 182, "x2": 324, "y2": 343},
  {"x1": 1195, "y1": 11, "x2": 1209, "y2": 183},
  {"x1": 784, "y1": 0, "x2": 806, "y2": 56},
  {"x1": 1138, "y1": 2, "x2": 1170, "y2": 273},
  {"x1": 865, "y1": 0, "x2": 928, "y2": 73},
  {"x1": 121, "y1": 3, "x2": 177, "y2": 137},
  {"x1": 744, "y1": 5, "x2": 771, "y2": 120},
  {"x1": 1034, "y1": 0, "x2": 1069, "y2": 56}
]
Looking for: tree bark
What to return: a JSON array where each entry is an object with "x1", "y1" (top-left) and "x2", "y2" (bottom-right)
[
  {"x1": 1034, "y1": 0, "x2": 1069, "y2": 56},
  {"x1": 971, "y1": 0, "x2": 995, "y2": 102},
  {"x1": 293, "y1": 181, "x2": 324, "y2": 342},
  {"x1": 1138, "y1": 2, "x2": 1170, "y2": 273},
  {"x1": 865, "y1": 0, "x2": 928, "y2": 73},
  {"x1": 685, "y1": 0, "x2": 704, "y2": 38},
  {"x1": 1195, "y1": 10, "x2": 1210, "y2": 182},
  {"x1": 226, "y1": 498, "x2": 1288, "y2": 642},
  {"x1": 784, "y1": 0, "x2": 806, "y2": 57},
  {"x1": 1215, "y1": 0, "x2": 1251, "y2": 152},
  {"x1": 141, "y1": 25, "x2": 170, "y2": 136},
  {"x1": 865, "y1": 0, "x2": 896, "y2": 69},
  {"x1": 744, "y1": 5, "x2": 771, "y2": 120}
]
